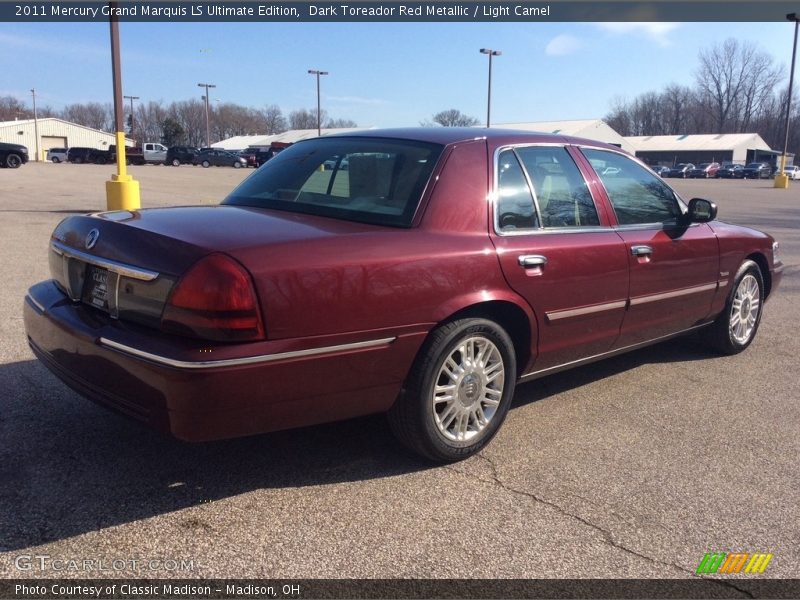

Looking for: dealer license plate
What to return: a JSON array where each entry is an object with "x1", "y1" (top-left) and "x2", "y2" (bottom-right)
[{"x1": 82, "y1": 264, "x2": 111, "y2": 312}]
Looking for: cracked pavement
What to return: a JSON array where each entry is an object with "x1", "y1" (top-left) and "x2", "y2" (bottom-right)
[{"x1": 1, "y1": 165, "x2": 798, "y2": 587}]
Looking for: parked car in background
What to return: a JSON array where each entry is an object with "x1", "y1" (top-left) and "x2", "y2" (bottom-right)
[
  {"x1": 716, "y1": 164, "x2": 743, "y2": 178},
  {"x1": 782, "y1": 165, "x2": 800, "y2": 180},
  {"x1": 67, "y1": 147, "x2": 107, "y2": 164},
  {"x1": 740, "y1": 162, "x2": 772, "y2": 179},
  {"x1": 109, "y1": 142, "x2": 168, "y2": 165},
  {"x1": 47, "y1": 148, "x2": 69, "y2": 163},
  {"x1": 254, "y1": 142, "x2": 292, "y2": 167},
  {"x1": 651, "y1": 165, "x2": 670, "y2": 177},
  {"x1": 0, "y1": 142, "x2": 30, "y2": 168},
  {"x1": 237, "y1": 149, "x2": 258, "y2": 168},
  {"x1": 689, "y1": 162, "x2": 720, "y2": 178},
  {"x1": 667, "y1": 163, "x2": 695, "y2": 178},
  {"x1": 165, "y1": 146, "x2": 199, "y2": 166},
  {"x1": 23, "y1": 128, "x2": 783, "y2": 462},
  {"x1": 192, "y1": 149, "x2": 247, "y2": 168}
]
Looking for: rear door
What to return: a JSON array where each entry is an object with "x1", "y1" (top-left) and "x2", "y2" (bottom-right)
[
  {"x1": 489, "y1": 144, "x2": 629, "y2": 372},
  {"x1": 580, "y1": 148, "x2": 719, "y2": 347}
]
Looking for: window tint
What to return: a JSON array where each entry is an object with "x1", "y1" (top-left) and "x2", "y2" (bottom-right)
[
  {"x1": 496, "y1": 150, "x2": 538, "y2": 231},
  {"x1": 515, "y1": 146, "x2": 599, "y2": 228},
  {"x1": 224, "y1": 137, "x2": 442, "y2": 227},
  {"x1": 583, "y1": 149, "x2": 682, "y2": 225}
]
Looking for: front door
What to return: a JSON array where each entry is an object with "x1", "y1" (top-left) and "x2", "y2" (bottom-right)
[{"x1": 580, "y1": 148, "x2": 719, "y2": 347}]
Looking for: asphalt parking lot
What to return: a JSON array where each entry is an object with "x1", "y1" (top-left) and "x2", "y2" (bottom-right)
[{"x1": 0, "y1": 163, "x2": 798, "y2": 586}]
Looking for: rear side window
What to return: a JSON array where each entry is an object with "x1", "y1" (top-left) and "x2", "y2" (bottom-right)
[
  {"x1": 494, "y1": 145, "x2": 599, "y2": 232},
  {"x1": 224, "y1": 137, "x2": 442, "y2": 227},
  {"x1": 583, "y1": 149, "x2": 682, "y2": 225}
]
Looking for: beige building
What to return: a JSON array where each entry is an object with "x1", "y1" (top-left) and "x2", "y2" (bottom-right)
[
  {"x1": 495, "y1": 119, "x2": 635, "y2": 154},
  {"x1": 0, "y1": 118, "x2": 132, "y2": 161}
]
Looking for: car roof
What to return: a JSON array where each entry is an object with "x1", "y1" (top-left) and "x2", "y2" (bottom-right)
[{"x1": 322, "y1": 127, "x2": 623, "y2": 152}]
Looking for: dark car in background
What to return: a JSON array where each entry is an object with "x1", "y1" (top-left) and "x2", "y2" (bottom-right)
[
  {"x1": 689, "y1": 162, "x2": 720, "y2": 178},
  {"x1": 0, "y1": 142, "x2": 29, "y2": 168},
  {"x1": 667, "y1": 163, "x2": 695, "y2": 178},
  {"x1": 716, "y1": 164, "x2": 741, "y2": 178},
  {"x1": 651, "y1": 165, "x2": 670, "y2": 177},
  {"x1": 740, "y1": 162, "x2": 772, "y2": 179},
  {"x1": 67, "y1": 147, "x2": 108, "y2": 164},
  {"x1": 23, "y1": 128, "x2": 783, "y2": 462},
  {"x1": 192, "y1": 149, "x2": 247, "y2": 168},
  {"x1": 165, "y1": 146, "x2": 199, "y2": 166}
]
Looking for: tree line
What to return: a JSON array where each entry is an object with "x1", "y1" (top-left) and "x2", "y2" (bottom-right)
[
  {"x1": 604, "y1": 38, "x2": 800, "y2": 155},
  {"x1": 0, "y1": 96, "x2": 356, "y2": 147}
]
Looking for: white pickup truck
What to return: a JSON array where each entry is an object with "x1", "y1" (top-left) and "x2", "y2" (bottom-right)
[{"x1": 110, "y1": 143, "x2": 168, "y2": 165}]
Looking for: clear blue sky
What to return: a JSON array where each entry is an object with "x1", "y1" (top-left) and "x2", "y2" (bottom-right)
[{"x1": 0, "y1": 21, "x2": 793, "y2": 127}]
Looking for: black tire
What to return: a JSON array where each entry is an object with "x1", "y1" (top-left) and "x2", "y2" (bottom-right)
[
  {"x1": 95, "y1": 157, "x2": 106, "y2": 165},
  {"x1": 233, "y1": 161, "x2": 242, "y2": 169},
  {"x1": 388, "y1": 318, "x2": 517, "y2": 462},
  {"x1": 705, "y1": 260, "x2": 764, "y2": 355},
  {"x1": 202, "y1": 160, "x2": 210, "y2": 168},
  {"x1": 6, "y1": 154, "x2": 22, "y2": 168},
  {"x1": 51, "y1": 157, "x2": 60, "y2": 163},
  {"x1": 171, "y1": 158, "x2": 181, "y2": 166}
]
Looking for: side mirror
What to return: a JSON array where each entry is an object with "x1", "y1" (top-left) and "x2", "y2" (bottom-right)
[{"x1": 687, "y1": 198, "x2": 717, "y2": 223}]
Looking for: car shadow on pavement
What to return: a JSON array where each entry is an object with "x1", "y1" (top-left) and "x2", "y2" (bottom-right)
[{"x1": 0, "y1": 335, "x2": 718, "y2": 552}]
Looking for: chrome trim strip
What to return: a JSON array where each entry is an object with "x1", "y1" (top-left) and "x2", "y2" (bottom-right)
[
  {"x1": 51, "y1": 240, "x2": 159, "y2": 281},
  {"x1": 629, "y1": 283, "x2": 717, "y2": 306},
  {"x1": 718, "y1": 279, "x2": 729, "y2": 288},
  {"x1": 546, "y1": 300, "x2": 627, "y2": 322},
  {"x1": 26, "y1": 294, "x2": 46, "y2": 314},
  {"x1": 98, "y1": 336, "x2": 397, "y2": 370},
  {"x1": 520, "y1": 323, "x2": 708, "y2": 382}
]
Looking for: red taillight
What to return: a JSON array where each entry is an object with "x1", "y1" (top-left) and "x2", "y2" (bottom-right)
[{"x1": 162, "y1": 254, "x2": 264, "y2": 342}]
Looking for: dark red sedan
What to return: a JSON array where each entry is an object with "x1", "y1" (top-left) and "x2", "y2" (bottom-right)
[{"x1": 24, "y1": 129, "x2": 783, "y2": 462}]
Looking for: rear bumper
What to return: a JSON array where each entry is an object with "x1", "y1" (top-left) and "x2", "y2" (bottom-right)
[{"x1": 24, "y1": 281, "x2": 425, "y2": 441}]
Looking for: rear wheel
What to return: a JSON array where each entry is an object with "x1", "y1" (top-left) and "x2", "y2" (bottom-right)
[
  {"x1": 388, "y1": 318, "x2": 517, "y2": 462},
  {"x1": 171, "y1": 158, "x2": 181, "y2": 166},
  {"x1": 51, "y1": 157, "x2": 60, "y2": 163},
  {"x1": 706, "y1": 260, "x2": 764, "y2": 355},
  {"x1": 202, "y1": 160, "x2": 211, "y2": 168}
]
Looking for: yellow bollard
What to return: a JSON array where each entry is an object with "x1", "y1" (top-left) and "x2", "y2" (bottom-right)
[
  {"x1": 774, "y1": 173, "x2": 790, "y2": 189},
  {"x1": 105, "y1": 131, "x2": 141, "y2": 211}
]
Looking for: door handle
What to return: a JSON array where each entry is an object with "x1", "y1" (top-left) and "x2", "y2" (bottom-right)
[
  {"x1": 518, "y1": 255, "x2": 548, "y2": 268},
  {"x1": 630, "y1": 245, "x2": 653, "y2": 257}
]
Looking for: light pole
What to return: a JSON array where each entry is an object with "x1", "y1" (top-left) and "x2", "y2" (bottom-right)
[
  {"x1": 308, "y1": 69, "x2": 328, "y2": 136},
  {"x1": 776, "y1": 14, "x2": 800, "y2": 189},
  {"x1": 30, "y1": 88, "x2": 40, "y2": 161},
  {"x1": 123, "y1": 94, "x2": 139, "y2": 142},
  {"x1": 105, "y1": 2, "x2": 140, "y2": 211},
  {"x1": 480, "y1": 48, "x2": 501, "y2": 128},
  {"x1": 197, "y1": 82, "x2": 216, "y2": 148}
]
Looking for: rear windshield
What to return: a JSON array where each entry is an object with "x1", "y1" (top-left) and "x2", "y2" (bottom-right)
[{"x1": 223, "y1": 137, "x2": 443, "y2": 227}]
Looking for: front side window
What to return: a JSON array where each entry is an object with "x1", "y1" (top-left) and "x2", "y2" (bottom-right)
[
  {"x1": 224, "y1": 137, "x2": 442, "y2": 227},
  {"x1": 583, "y1": 148, "x2": 683, "y2": 225}
]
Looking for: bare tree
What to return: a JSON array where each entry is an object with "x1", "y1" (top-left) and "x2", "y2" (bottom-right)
[
  {"x1": 696, "y1": 38, "x2": 783, "y2": 133},
  {"x1": 0, "y1": 96, "x2": 32, "y2": 121},
  {"x1": 325, "y1": 117, "x2": 358, "y2": 128},
  {"x1": 259, "y1": 105, "x2": 287, "y2": 134},
  {"x1": 61, "y1": 102, "x2": 113, "y2": 131},
  {"x1": 425, "y1": 109, "x2": 480, "y2": 127},
  {"x1": 289, "y1": 108, "x2": 326, "y2": 130}
]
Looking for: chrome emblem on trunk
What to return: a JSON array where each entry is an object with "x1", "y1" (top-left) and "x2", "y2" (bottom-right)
[{"x1": 85, "y1": 229, "x2": 100, "y2": 250}]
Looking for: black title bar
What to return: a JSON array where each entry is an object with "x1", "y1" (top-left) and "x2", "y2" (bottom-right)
[{"x1": 4, "y1": 1, "x2": 800, "y2": 22}]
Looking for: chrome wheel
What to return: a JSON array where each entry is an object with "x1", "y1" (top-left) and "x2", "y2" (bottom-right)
[
  {"x1": 729, "y1": 273, "x2": 761, "y2": 345},
  {"x1": 432, "y1": 336, "x2": 505, "y2": 442}
]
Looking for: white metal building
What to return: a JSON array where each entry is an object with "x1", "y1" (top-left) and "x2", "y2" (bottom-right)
[
  {"x1": 625, "y1": 133, "x2": 774, "y2": 166},
  {"x1": 212, "y1": 127, "x2": 366, "y2": 151},
  {"x1": 0, "y1": 118, "x2": 131, "y2": 161},
  {"x1": 495, "y1": 119, "x2": 635, "y2": 154}
]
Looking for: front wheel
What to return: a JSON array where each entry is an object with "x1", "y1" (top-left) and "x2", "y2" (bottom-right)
[
  {"x1": 201, "y1": 160, "x2": 210, "y2": 168},
  {"x1": 705, "y1": 260, "x2": 764, "y2": 355},
  {"x1": 388, "y1": 318, "x2": 517, "y2": 462},
  {"x1": 171, "y1": 158, "x2": 181, "y2": 166},
  {"x1": 51, "y1": 157, "x2": 60, "y2": 163},
  {"x1": 233, "y1": 161, "x2": 242, "y2": 169}
]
